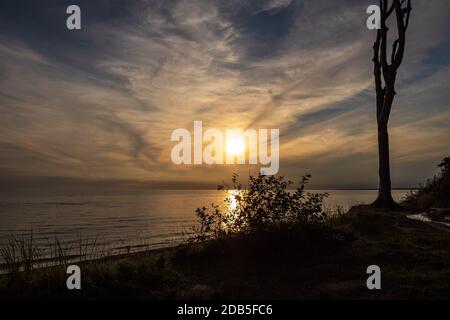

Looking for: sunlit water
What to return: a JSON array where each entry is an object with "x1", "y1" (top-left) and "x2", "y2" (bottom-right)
[{"x1": 0, "y1": 189, "x2": 407, "y2": 261}]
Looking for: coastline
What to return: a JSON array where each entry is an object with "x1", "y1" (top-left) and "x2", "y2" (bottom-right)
[{"x1": 2, "y1": 205, "x2": 450, "y2": 299}]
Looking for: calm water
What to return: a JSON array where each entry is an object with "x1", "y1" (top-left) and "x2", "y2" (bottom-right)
[{"x1": 0, "y1": 189, "x2": 407, "y2": 259}]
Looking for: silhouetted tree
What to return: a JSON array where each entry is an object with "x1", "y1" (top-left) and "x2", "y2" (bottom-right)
[
  {"x1": 372, "y1": 0, "x2": 412, "y2": 208},
  {"x1": 402, "y1": 156, "x2": 450, "y2": 209},
  {"x1": 438, "y1": 157, "x2": 450, "y2": 177}
]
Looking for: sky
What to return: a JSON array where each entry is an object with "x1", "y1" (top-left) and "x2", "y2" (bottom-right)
[{"x1": 0, "y1": 0, "x2": 449, "y2": 189}]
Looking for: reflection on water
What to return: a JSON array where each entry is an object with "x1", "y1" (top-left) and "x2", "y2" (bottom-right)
[
  {"x1": 227, "y1": 190, "x2": 241, "y2": 211},
  {"x1": 0, "y1": 189, "x2": 407, "y2": 260}
]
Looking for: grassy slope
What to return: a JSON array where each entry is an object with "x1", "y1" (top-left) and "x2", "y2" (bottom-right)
[{"x1": 1, "y1": 205, "x2": 450, "y2": 299}]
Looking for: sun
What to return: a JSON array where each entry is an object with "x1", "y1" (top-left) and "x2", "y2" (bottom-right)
[{"x1": 226, "y1": 136, "x2": 245, "y2": 156}]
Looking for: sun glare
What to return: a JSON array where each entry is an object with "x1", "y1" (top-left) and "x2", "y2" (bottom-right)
[
  {"x1": 226, "y1": 137, "x2": 245, "y2": 156},
  {"x1": 227, "y1": 190, "x2": 241, "y2": 211}
]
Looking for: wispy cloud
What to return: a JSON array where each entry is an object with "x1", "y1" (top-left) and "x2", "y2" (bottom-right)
[{"x1": 0, "y1": 0, "x2": 449, "y2": 187}]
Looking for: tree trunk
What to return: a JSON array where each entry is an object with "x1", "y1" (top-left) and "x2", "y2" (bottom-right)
[
  {"x1": 370, "y1": 0, "x2": 412, "y2": 209},
  {"x1": 372, "y1": 121, "x2": 397, "y2": 208}
]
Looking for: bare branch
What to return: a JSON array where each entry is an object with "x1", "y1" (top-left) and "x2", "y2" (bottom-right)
[
  {"x1": 386, "y1": 0, "x2": 395, "y2": 17},
  {"x1": 373, "y1": 30, "x2": 384, "y2": 119},
  {"x1": 404, "y1": 0, "x2": 412, "y2": 31},
  {"x1": 391, "y1": 39, "x2": 399, "y2": 65},
  {"x1": 380, "y1": 0, "x2": 390, "y2": 80},
  {"x1": 392, "y1": 0, "x2": 411, "y2": 69}
]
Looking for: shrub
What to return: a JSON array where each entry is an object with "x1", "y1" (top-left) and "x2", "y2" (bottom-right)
[
  {"x1": 192, "y1": 174, "x2": 328, "y2": 241},
  {"x1": 402, "y1": 156, "x2": 450, "y2": 209}
]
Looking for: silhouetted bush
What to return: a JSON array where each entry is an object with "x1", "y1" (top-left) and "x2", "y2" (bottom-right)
[
  {"x1": 403, "y1": 156, "x2": 450, "y2": 209},
  {"x1": 192, "y1": 174, "x2": 328, "y2": 241}
]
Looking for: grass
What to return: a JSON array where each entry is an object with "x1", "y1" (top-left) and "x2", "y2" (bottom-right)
[
  {"x1": 1, "y1": 205, "x2": 450, "y2": 299},
  {"x1": 1, "y1": 233, "x2": 88, "y2": 274},
  {"x1": 402, "y1": 156, "x2": 450, "y2": 209}
]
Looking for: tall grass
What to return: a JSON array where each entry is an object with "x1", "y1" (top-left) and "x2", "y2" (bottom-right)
[
  {"x1": 0, "y1": 232, "x2": 180, "y2": 276},
  {"x1": 0, "y1": 233, "x2": 103, "y2": 275},
  {"x1": 0, "y1": 232, "x2": 40, "y2": 274}
]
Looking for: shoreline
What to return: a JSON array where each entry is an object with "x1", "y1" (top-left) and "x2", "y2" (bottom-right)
[
  {"x1": 3, "y1": 207, "x2": 448, "y2": 276},
  {"x1": 2, "y1": 205, "x2": 450, "y2": 299},
  {"x1": 0, "y1": 242, "x2": 183, "y2": 276}
]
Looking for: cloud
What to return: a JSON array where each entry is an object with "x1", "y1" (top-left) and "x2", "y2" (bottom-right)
[
  {"x1": 0, "y1": 0, "x2": 448, "y2": 187},
  {"x1": 254, "y1": 0, "x2": 294, "y2": 14}
]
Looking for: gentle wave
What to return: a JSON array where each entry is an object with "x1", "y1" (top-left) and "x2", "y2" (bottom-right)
[{"x1": 0, "y1": 189, "x2": 407, "y2": 263}]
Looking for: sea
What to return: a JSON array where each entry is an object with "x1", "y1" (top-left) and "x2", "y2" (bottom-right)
[{"x1": 0, "y1": 189, "x2": 407, "y2": 262}]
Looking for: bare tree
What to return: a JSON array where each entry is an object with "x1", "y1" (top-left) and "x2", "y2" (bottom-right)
[{"x1": 372, "y1": 0, "x2": 412, "y2": 208}]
